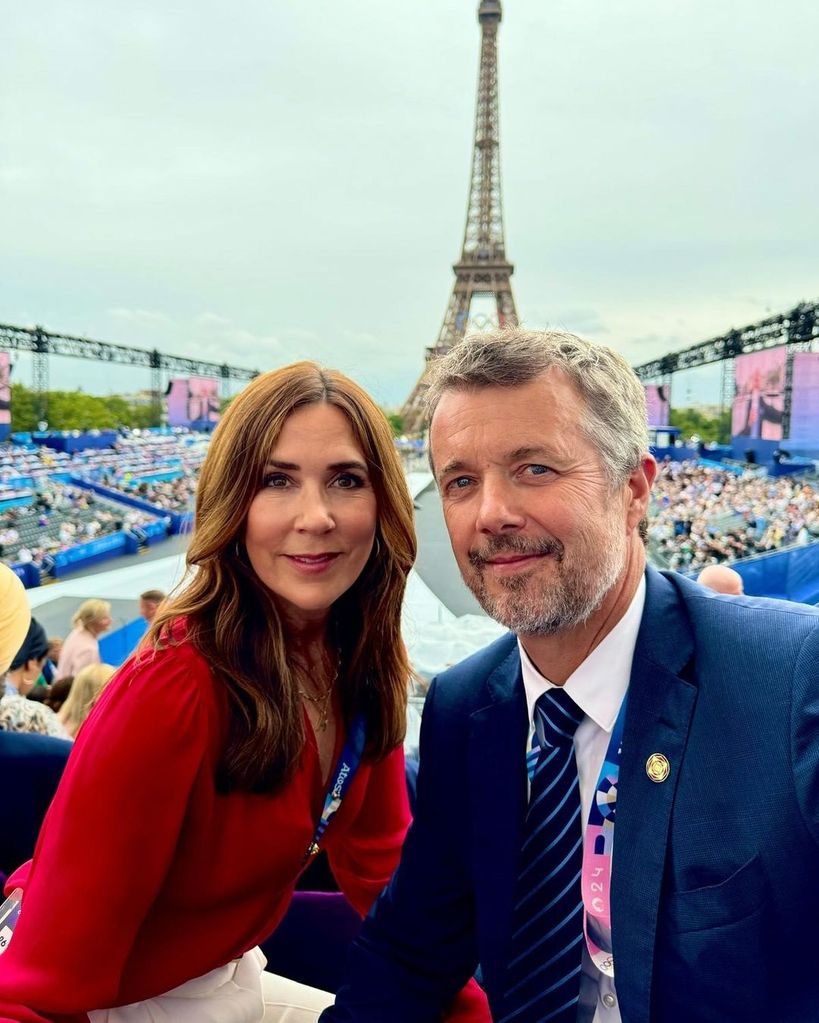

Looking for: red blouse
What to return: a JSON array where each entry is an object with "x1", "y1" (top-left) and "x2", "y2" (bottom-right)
[{"x1": 0, "y1": 637, "x2": 414, "y2": 1022}]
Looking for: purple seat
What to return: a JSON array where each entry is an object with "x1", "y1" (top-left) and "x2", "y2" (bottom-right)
[{"x1": 259, "y1": 891, "x2": 362, "y2": 993}]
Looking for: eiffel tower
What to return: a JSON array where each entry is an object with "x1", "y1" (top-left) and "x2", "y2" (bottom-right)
[{"x1": 401, "y1": 0, "x2": 519, "y2": 433}]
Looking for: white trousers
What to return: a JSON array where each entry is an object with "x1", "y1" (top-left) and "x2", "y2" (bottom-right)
[{"x1": 88, "y1": 947, "x2": 334, "y2": 1023}]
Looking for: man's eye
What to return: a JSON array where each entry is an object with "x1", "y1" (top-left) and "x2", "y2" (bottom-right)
[
  {"x1": 525, "y1": 464, "x2": 550, "y2": 477},
  {"x1": 448, "y1": 476, "x2": 473, "y2": 490}
]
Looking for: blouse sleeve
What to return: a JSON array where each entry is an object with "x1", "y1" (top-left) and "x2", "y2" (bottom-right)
[
  {"x1": 326, "y1": 744, "x2": 411, "y2": 917},
  {"x1": 0, "y1": 646, "x2": 213, "y2": 1023}
]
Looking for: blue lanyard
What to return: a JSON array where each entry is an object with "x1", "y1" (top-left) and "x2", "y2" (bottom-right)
[{"x1": 303, "y1": 713, "x2": 367, "y2": 863}]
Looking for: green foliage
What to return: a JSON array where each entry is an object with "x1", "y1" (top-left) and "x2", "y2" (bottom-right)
[
  {"x1": 385, "y1": 412, "x2": 404, "y2": 436},
  {"x1": 9, "y1": 383, "x2": 161, "y2": 432},
  {"x1": 9, "y1": 384, "x2": 37, "y2": 433},
  {"x1": 669, "y1": 407, "x2": 731, "y2": 445}
]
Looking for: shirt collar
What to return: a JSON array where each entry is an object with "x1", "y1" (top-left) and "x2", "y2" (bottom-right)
[{"x1": 518, "y1": 575, "x2": 646, "y2": 734}]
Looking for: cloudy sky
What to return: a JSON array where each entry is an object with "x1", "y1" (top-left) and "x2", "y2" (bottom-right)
[{"x1": 2, "y1": 0, "x2": 817, "y2": 408}]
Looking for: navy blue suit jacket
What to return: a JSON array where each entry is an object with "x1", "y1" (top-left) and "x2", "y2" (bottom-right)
[{"x1": 325, "y1": 568, "x2": 819, "y2": 1022}]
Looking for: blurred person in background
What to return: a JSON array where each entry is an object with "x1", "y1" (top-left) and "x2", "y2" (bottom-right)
[
  {"x1": 697, "y1": 563, "x2": 744, "y2": 595},
  {"x1": 45, "y1": 676, "x2": 73, "y2": 715},
  {"x1": 0, "y1": 363, "x2": 487, "y2": 1022},
  {"x1": 138, "y1": 588, "x2": 166, "y2": 625},
  {"x1": 42, "y1": 636, "x2": 63, "y2": 684},
  {"x1": 57, "y1": 663, "x2": 116, "y2": 739},
  {"x1": 54, "y1": 599, "x2": 112, "y2": 680},
  {"x1": 1, "y1": 618, "x2": 68, "y2": 738}
]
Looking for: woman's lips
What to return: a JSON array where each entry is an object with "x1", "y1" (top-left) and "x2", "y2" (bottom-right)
[{"x1": 284, "y1": 553, "x2": 340, "y2": 574}]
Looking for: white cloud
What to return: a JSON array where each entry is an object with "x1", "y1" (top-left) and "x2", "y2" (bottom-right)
[{"x1": 1, "y1": 0, "x2": 816, "y2": 408}]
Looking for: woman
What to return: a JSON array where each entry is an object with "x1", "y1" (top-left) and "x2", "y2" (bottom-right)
[
  {"x1": 57, "y1": 663, "x2": 116, "y2": 738},
  {"x1": 0, "y1": 564, "x2": 32, "y2": 684},
  {"x1": 0, "y1": 618, "x2": 68, "y2": 738},
  {"x1": 0, "y1": 363, "x2": 487, "y2": 1022},
  {"x1": 54, "y1": 599, "x2": 112, "y2": 680}
]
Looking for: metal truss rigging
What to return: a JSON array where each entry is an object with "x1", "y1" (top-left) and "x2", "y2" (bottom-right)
[
  {"x1": 0, "y1": 322, "x2": 259, "y2": 425},
  {"x1": 633, "y1": 302, "x2": 818, "y2": 382}
]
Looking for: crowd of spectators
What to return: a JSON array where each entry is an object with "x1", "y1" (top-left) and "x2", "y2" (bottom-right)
[
  {"x1": 109, "y1": 476, "x2": 197, "y2": 514},
  {"x1": 648, "y1": 460, "x2": 819, "y2": 571},
  {"x1": 0, "y1": 483, "x2": 162, "y2": 570},
  {"x1": 0, "y1": 433, "x2": 208, "y2": 513}
]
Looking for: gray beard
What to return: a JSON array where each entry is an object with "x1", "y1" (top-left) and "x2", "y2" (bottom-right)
[{"x1": 464, "y1": 523, "x2": 627, "y2": 636}]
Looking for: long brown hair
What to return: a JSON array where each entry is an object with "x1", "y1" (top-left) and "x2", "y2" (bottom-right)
[{"x1": 148, "y1": 362, "x2": 416, "y2": 794}]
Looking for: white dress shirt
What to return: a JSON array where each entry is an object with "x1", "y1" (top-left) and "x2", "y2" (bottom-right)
[{"x1": 518, "y1": 576, "x2": 646, "y2": 1023}]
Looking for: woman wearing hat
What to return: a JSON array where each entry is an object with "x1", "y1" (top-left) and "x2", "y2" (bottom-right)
[{"x1": 0, "y1": 616, "x2": 68, "y2": 738}]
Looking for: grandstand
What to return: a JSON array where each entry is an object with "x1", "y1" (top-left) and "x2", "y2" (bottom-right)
[{"x1": 3, "y1": 426, "x2": 819, "y2": 608}]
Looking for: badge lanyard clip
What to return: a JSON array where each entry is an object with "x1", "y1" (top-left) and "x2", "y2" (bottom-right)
[{"x1": 302, "y1": 713, "x2": 367, "y2": 863}]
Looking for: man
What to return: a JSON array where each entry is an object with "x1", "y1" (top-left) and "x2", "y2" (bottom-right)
[
  {"x1": 696, "y1": 563, "x2": 744, "y2": 595},
  {"x1": 138, "y1": 588, "x2": 166, "y2": 625},
  {"x1": 324, "y1": 329, "x2": 819, "y2": 1023}
]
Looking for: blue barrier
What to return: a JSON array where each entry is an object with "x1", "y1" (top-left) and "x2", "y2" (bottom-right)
[
  {"x1": 0, "y1": 496, "x2": 33, "y2": 511},
  {"x1": 768, "y1": 459, "x2": 813, "y2": 478},
  {"x1": 729, "y1": 542, "x2": 819, "y2": 605},
  {"x1": 9, "y1": 562, "x2": 40, "y2": 588},
  {"x1": 49, "y1": 532, "x2": 129, "y2": 578},
  {"x1": 99, "y1": 618, "x2": 147, "y2": 666},
  {"x1": 33, "y1": 431, "x2": 118, "y2": 453}
]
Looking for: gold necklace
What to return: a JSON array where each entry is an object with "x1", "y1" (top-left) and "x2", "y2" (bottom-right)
[{"x1": 298, "y1": 658, "x2": 340, "y2": 732}]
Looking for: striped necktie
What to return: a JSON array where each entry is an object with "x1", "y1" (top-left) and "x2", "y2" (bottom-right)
[{"x1": 499, "y1": 687, "x2": 585, "y2": 1023}]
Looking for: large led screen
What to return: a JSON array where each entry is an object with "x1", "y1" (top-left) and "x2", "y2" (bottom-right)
[
  {"x1": 0, "y1": 352, "x2": 10, "y2": 427},
  {"x1": 166, "y1": 376, "x2": 220, "y2": 429},
  {"x1": 788, "y1": 352, "x2": 819, "y2": 443},
  {"x1": 645, "y1": 384, "x2": 670, "y2": 427},
  {"x1": 731, "y1": 347, "x2": 785, "y2": 442}
]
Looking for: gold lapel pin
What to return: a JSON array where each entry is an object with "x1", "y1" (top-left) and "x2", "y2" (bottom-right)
[{"x1": 645, "y1": 753, "x2": 670, "y2": 783}]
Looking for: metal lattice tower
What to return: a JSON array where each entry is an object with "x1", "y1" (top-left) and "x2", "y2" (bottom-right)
[{"x1": 401, "y1": 0, "x2": 518, "y2": 432}]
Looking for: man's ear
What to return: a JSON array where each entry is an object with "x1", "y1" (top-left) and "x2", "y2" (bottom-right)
[{"x1": 626, "y1": 454, "x2": 657, "y2": 532}]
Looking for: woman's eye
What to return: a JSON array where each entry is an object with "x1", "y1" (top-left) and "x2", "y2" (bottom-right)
[
  {"x1": 334, "y1": 473, "x2": 365, "y2": 489},
  {"x1": 263, "y1": 473, "x2": 290, "y2": 488}
]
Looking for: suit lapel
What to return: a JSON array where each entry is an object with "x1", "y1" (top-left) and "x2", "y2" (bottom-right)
[
  {"x1": 467, "y1": 641, "x2": 529, "y2": 996},
  {"x1": 612, "y1": 568, "x2": 697, "y2": 1023}
]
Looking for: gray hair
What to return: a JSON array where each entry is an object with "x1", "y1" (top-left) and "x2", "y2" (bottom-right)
[{"x1": 425, "y1": 327, "x2": 649, "y2": 487}]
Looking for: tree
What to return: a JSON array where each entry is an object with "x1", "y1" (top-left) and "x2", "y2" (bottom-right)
[
  {"x1": 669, "y1": 408, "x2": 731, "y2": 445},
  {"x1": 385, "y1": 412, "x2": 404, "y2": 436},
  {"x1": 8, "y1": 383, "x2": 163, "y2": 432}
]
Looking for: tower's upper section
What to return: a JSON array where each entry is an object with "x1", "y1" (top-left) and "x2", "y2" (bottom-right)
[
  {"x1": 461, "y1": 0, "x2": 509, "y2": 265},
  {"x1": 478, "y1": 0, "x2": 502, "y2": 23}
]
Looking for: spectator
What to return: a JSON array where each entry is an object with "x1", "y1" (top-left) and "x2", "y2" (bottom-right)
[
  {"x1": 45, "y1": 676, "x2": 74, "y2": 715},
  {"x1": 697, "y1": 564, "x2": 745, "y2": 595},
  {"x1": 0, "y1": 564, "x2": 30, "y2": 679},
  {"x1": 1, "y1": 619, "x2": 68, "y2": 738},
  {"x1": 42, "y1": 636, "x2": 63, "y2": 684},
  {"x1": 138, "y1": 589, "x2": 166, "y2": 625},
  {"x1": 55, "y1": 599, "x2": 112, "y2": 680},
  {"x1": 57, "y1": 663, "x2": 116, "y2": 739}
]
